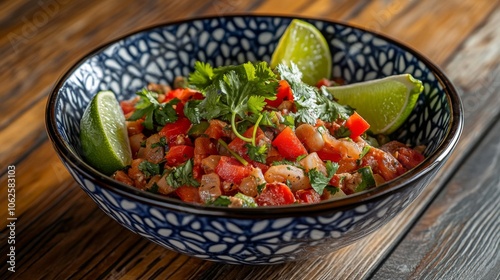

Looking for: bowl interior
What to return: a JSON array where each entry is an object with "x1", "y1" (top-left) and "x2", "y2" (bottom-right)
[{"x1": 52, "y1": 15, "x2": 451, "y2": 178}]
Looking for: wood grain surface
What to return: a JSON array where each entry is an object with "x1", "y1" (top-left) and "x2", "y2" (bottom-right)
[{"x1": 0, "y1": 0, "x2": 499, "y2": 279}]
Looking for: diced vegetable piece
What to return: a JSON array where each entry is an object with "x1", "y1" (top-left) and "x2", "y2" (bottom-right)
[
  {"x1": 239, "y1": 168, "x2": 266, "y2": 197},
  {"x1": 345, "y1": 112, "x2": 370, "y2": 139},
  {"x1": 199, "y1": 173, "x2": 222, "y2": 203},
  {"x1": 156, "y1": 173, "x2": 176, "y2": 195},
  {"x1": 204, "y1": 119, "x2": 230, "y2": 139},
  {"x1": 265, "y1": 80, "x2": 294, "y2": 107},
  {"x1": 165, "y1": 145, "x2": 194, "y2": 166},
  {"x1": 215, "y1": 156, "x2": 252, "y2": 184},
  {"x1": 272, "y1": 126, "x2": 307, "y2": 159},
  {"x1": 176, "y1": 186, "x2": 201, "y2": 203},
  {"x1": 138, "y1": 134, "x2": 165, "y2": 164},
  {"x1": 354, "y1": 166, "x2": 376, "y2": 192},
  {"x1": 126, "y1": 119, "x2": 144, "y2": 136},
  {"x1": 299, "y1": 152, "x2": 327, "y2": 174},
  {"x1": 264, "y1": 165, "x2": 310, "y2": 191},
  {"x1": 295, "y1": 188, "x2": 321, "y2": 204},
  {"x1": 159, "y1": 117, "x2": 192, "y2": 141},
  {"x1": 295, "y1": 124, "x2": 325, "y2": 152},
  {"x1": 255, "y1": 183, "x2": 296, "y2": 206}
]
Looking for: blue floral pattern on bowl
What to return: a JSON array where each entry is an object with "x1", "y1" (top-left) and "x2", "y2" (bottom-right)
[{"x1": 46, "y1": 16, "x2": 462, "y2": 264}]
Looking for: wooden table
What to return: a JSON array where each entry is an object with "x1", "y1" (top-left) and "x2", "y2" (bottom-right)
[{"x1": 1, "y1": 0, "x2": 499, "y2": 279}]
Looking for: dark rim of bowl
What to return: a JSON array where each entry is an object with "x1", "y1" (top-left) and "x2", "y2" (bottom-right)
[{"x1": 45, "y1": 14, "x2": 463, "y2": 219}]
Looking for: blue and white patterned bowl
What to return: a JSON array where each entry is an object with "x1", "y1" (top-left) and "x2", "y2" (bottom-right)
[{"x1": 45, "y1": 15, "x2": 463, "y2": 265}]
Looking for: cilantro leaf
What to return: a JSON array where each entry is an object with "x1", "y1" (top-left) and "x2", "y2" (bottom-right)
[
  {"x1": 166, "y1": 159, "x2": 200, "y2": 188},
  {"x1": 189, "y1": 61, "x2": 279, "y2": 144},
  {"x1": 246, "y1": 144, "x2": 268, "y2": 164},
  {"x1": 307, "y1": 161, "x2": 339, "y2": 194},
  {"x1": 277, "y1": 63, "x2": 353, "y2": 124},
  {"x1": 234, "y1": 193, "x2": 257, "y2": 208},
  {"x1": 257, "y1": 183, "x2": 266, "y2": 194},
  {"x1": 183, "y1": 99, "x2": 202, "y2": 124},
  {"x1": 146, "y1": 182, "x2": 159, "y2": 194},
  {"x1": 128, "y1": 89, "x2": 178, "y2": 130},
  {"x1": 188, "y1": 61, "x2": 214, "y2": 90},
  {"x1": 138, "y1": 161, "x2": 161, "y2": 178},
  {"x1": 207, "y1": 196, "x2": 231, "y2": 207},
  {"x1": 150, "y1": 137, "x2": 167, "y2": 148}
]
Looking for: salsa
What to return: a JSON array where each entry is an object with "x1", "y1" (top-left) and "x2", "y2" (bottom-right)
[{"x1": 112, "y1": 61, "x2": 425, "y2": 207}]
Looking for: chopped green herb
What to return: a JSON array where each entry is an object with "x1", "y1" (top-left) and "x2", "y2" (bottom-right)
[
  {"x1": 150, "y1": 136, "x2": 167, "y2": 148},
  {"x1": 138, "y1": 161, "x2": 161, "y2": 178},
  {"x1": 282, "y1": 115, "x2": 295, "y2": 128},
  {"x1": 257, "y1": 183, "x2": 266, "y2": 194},
  {"x1": 146, "y1": 182, "x2": 159, "y2": 194},
  {"x1": 234, "y1": 193, "x2": 257, "y2": 208},
  {"x1": 356, "y1": 146, "x2": 371, "y2": 165},
  {"x1": 354, "y1": 166, "x2": 376, "y2": 192},
  {"x1": 127, "y1": 89, "x2": 179, "y2": 131},
  {"x1": 325, "y1": 185, "x2": 339, "y2": 195},
  {"x1": 247, "y1": 144, "x2": 268, "y2": 164},
  {"x1": 277, "y1": 63, "x2": 353, "y2": 124},
  {"x1": 189, "y1": 61, "x2": 279, "y2": 145},
  {"x1": 335, "y1": 126, "x2": 351, "y2": 138},
  {"x1": 307, "y1": 161, "x2": 339, "y2": 194},
  {"x1": 166, "y1": 159, "x2": 199, "y2": 188},
  {"x1": 208, "y1": 196, "x2": 231, "y2": 207}
]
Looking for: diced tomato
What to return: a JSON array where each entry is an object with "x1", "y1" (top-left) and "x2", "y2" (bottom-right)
[
  {"x1": 255, "y1": 183, "x2": 296, "y2": 206},
  {"x1": 165, "y1": 88, "x2": 200, "y2": 103},
  {"x1": 345, "y1": 112, "x2": 370, "y2": 139},
  {"x1": 174, "y1": 101, "x2": 185, "y2": 117},
  {"x1": 215, "y1": 156, "x2": 251, "y2": 184},
  {"x1": 272, "y1": 126, "x2": 307, "y2": 160},
  {"x1": 295, "y1": 188, "x2": 321, "y2": 204},
  {"x1": 265, "y1": 80, "x2": 294, "y2": 107},
  {"x1": 204, "y1": 119, "x2": 229, "y2": 140},
  {"x1": 159, "y1": 117, "x2": 192, "y2": 141},
  {"x1": 316, "y1": 78, "x2": 332, "y2": 88},
  {"x1": 165, "y1": 145, "x2": 194, "y2": 166},
  {"x1": 120, "y1": 99, "x2": 136, "y2": 115},
  {"x1": 316, "y1": 147, "x2": 342, "y2": 162},
  {"x1": 176, "y1": 186, "x2": 201, "y2": 203},
  {"x1": 228, "y1": 126, "x2": 265, "y2": 156}
]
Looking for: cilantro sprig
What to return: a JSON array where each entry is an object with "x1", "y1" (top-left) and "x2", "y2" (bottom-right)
[
  {"x1": 188, "y1": 61, "x2": 279, "y2": 145},
  {"x1": 307, "y1": 161, "x2": 339, "y2": 194},
  {"x1": 128, "y1": 89, "x2": 179, "y2": 131},
  {"x1": 166, "y1": 159, "x2": 199, "y2": 188},
  {"x1": 277, "y1": 63, "x2": 353, "y2": 124}
]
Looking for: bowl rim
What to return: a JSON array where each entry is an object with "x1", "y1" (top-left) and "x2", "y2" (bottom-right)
[{"x1": 45, "y1": 14, "x2": 464, "y2": 218}]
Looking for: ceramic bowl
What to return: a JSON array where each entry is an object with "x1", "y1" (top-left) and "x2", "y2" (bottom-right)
[{"x1": 45, "y1": 15, "x2": 463, "y2": 265}]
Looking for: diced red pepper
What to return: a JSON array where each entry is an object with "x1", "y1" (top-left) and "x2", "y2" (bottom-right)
[
  {"x1": 165, "y1": 145, "x2": 194, "y2": 166},
  {"x1": 272, "y1": 126, "x2": 308, "y2": 160},
  {"x1": 265, "y1": 80, "x2": 294, "y2": 107},
  {"x1": 295, "y1": 188, "x2": 321, "y2": 204},
  {"x1": 176, "y1": 186, "x2": 201, "y2": 203},
  {"x1": 255, "y1": 183, "x2": 296, "y2": 206},
  {"x1": 345, "y1": 112, "x2": 370, "y2": 139},
  {"x1": 215, "y1": 156, "x2": 251, "y2": 184},
  {"x1": 159, "y1": 117, "x2": 192, "y2": 141}
]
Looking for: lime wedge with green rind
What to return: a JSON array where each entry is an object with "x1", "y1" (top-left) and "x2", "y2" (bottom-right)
[
  {"x1": 80, "y1": 90, "x2": 132, "y2": 175},
  {"x1": 324, "y1": 74, "x2": 423, "y2": 134},
  {"x1": 271, "y1": 19, "x2": 332, "y2": 86}
]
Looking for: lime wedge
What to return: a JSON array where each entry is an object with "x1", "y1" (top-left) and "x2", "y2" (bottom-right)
[
  {"x1": 324, "y1": 74, "x2": 423, "y2": 134},
  {"x1": 80, "y1": 90, "x2": 132, "y2": 175},
  {"x1": 271, "y1": 19, "x2": 331, "y2": 86}
]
